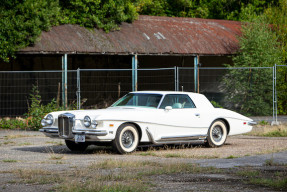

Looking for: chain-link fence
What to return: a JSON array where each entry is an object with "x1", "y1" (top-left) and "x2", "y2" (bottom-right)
[
  {"x1": 276, "y1": 65, "x2": 287, "y2": 122},
  {"x1": 78, "y1": 68, "x2": 176, "y2": 109},
  {"x1": 177, "y1": 67, "x2": 274, "y2": 117},
  {"x1": 0, "y1": 66, "x2": 283, "y2": 122},
  {"x1": 138, "y1": 68, "x2": 176, "y2": 91},
  {"x1": 0, "y1": 70, "x2": 78, "y2": 117},
  {"x1": 79, "y1": 69, "x2": 132, "y2": 109},
  {"x1": 0, "y1": 71, "x2": 75, "y2": 117}
]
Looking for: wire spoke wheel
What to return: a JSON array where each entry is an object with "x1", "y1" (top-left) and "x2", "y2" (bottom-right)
[
  {"x1": 206, "y1": 120, "x2": 227, "y2": 147},
  {"x1": 121, "y1": 130, "x2": 134, "y2": 148},
  {"x1": 212, "y1": 125, "x2": 223, "y2": 142},
  {"x1": 113, "y1": 123, "x2": 139, "y2": 154}
]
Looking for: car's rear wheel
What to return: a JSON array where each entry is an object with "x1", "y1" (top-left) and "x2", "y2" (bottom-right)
[
  {"x1": 65, "y1": 140, "x2": 89, "y2": 152},
  {"x1": 206, "y1": 120, "x2": 227, "y2": 148},
  {"x1": 112, "y1": 123, "x2": 139, "y2": 154}
]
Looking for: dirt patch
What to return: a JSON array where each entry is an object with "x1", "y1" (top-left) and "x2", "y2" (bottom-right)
[{"x1": 150, "y1": 167, "x2": 286, "y2": 192}]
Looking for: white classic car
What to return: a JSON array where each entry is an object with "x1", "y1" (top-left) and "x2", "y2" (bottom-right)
[{"x1": 40, "y1": 91, "x2": 256, "y2": 154}]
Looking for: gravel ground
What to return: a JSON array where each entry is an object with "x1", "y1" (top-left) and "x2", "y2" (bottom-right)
[{"x1": 0, "y1": 129, "x2": 287, "y2": 192}]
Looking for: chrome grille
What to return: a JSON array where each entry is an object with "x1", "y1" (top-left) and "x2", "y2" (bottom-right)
[{"x1": 58, "y1": 113, "x2": 75, "y2": 139}]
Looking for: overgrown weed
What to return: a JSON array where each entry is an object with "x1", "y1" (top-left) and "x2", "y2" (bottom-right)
[
  {"x1": 248, "y1": 123, "x2": 287, "y2": 137},
  {"x1": 2, "y1": 159, "x2": 18, "y2": 163},
  {"x1": 4, "y1": 134, "x2": 32, "y2": 140},
  {"x1": 14, "y1": 169, "x2": 62, "y2": 184},
  {"x1": 46, "y1": 147, "x2": 64, "y2": 160},
  {"x1": 234, "y1": 167, "x2": 287, "y2": 190}
]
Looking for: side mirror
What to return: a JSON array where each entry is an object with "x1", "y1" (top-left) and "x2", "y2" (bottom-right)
[{"x1": 165, "y1": 106, "x2": 172, "y2": 111}]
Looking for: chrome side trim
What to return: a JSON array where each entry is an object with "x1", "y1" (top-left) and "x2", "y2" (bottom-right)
[
  {"x1": 161, "y1": 135, "x2": 207, "y2": 141},
  {"x1": 146, "y1": 128, "x2": 206, "y2": 144},
  {"x1": 96, "y1": 119, "x2": 207, "y2": 129}
]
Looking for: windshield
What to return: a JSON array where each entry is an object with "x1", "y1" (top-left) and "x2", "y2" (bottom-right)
[{"x1": 112, "y1": 93, "x2": 162, "y2": 108}]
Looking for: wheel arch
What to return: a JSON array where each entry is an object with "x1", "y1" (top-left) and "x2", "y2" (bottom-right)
[
  {"x1": 119, "y1": 122, "x2": 142, "y2": 141},
  {"x1": 211, "y1": 118, "x2": 230, "y2": 135}
]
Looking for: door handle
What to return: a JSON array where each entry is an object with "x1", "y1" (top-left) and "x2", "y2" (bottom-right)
[{"x1": 195, "y1": 113, "x2": 200, "y2": 117}]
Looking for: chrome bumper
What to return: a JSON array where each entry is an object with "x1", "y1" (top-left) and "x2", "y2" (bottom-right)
[
  {"x1": 40, "y1": 128, "x2": 108, "y2": 139},
  {"x1": 248, "y1": 121, "x2": 257, "y2": 126}
]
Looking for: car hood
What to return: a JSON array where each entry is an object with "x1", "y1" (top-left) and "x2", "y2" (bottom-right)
[{"x1": 47, "y1": 107, "x2": 156, "y2": 120}]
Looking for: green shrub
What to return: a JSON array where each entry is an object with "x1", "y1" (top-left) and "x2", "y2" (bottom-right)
[
  {"x1": 263, "y1": 130, "x2": 287, "y2": 137},
  {"x1": 0, "y1": 84, "x2": 76, "y2": 130},
  {"x1": 211, "y1": 101, "x2": 223, "y2": 108},
  {"x1": 25, "y1": 84, "x2": 74, "y2": 130},
  {"x1": 222, "y1": 16, "x2": 282, "y2": 116},
  {"x1": 0, "y1": 119, "x2": 26, "y2": 129},
  {"x1": 259, "y1": 120, "x2": 269, "y2": 125}
]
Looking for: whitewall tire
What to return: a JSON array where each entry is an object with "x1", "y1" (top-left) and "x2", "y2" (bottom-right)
[
  {"x1": 206, "y1": 120, "x2": 227, "y2": 148},
  {"x1": 112, "y1": 123, "x2": 139, "y2": 154}
]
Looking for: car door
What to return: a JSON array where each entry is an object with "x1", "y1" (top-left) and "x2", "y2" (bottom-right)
[{"x1": 154, "y1": 94, "x2": 209, "y2": 139}]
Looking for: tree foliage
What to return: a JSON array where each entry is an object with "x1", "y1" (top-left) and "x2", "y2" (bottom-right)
[
  {"x1": 60, "y1": 0, "x2": 138, "y2": 31},
  {"x1": 0, "y1": 0, "x2": 60, "y2": 62},
  {"x1": 0, "y1": 0, "x2": 138, "y2": 62},
  {"x1": 265, "y1": 0, "x2": 287, "y2": 114},
  {"x1": 222, "y1": 16, "x2": 282, "y2": 116},
  {"x1": 0, "y1": 0, "x2": 280, "y2": 62},
  {"x1": 133, "y1": 0, "x2": 276, "y2": 20}
]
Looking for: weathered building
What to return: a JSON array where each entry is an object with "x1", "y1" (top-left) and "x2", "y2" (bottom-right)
[
  {"x1": 3, "y1": 15, "x2": 241, "y2": 70},
  {"x1": 0, "y1": 15, "x2": 242, "y2": 116}
]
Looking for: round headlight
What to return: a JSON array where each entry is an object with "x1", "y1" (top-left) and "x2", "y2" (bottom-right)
[
  {"x1": 84, "y1": 116, "x2": 91, "y2": 127},
  {"x1": 46, "y1": 114, "x2": 53, "y2": 125},
  {"x1": 41, "y1": 119, "x2": 47, "y2": 126},
  {"x1": 91, "y1": 120, "x2": 98, "y2": 129}
]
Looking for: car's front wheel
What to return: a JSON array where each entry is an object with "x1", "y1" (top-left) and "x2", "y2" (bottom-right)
[
  {"x1": 65, "y1": 140, "x2": 89, "y2": 152},
  {"x1": 112, "y1": 123, "x2": 139, "y2": 154},
  {"x1": 206, "y1": 120, "x2": 227, "y2": 147}
]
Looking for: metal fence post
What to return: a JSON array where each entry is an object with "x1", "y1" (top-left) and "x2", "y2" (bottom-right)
[
  {"x1": 77, "y1": 68, "x2": 81, "y2": 110},
  {"x1": 62, "y1": 54, "x2": 68, "y2": 109},
  {"x1": 177, "y1": 66, "x2": 179, "y2": 91},
  {"x1": 132, "y1": 55, "x2": 138, "y2": 91},
  {"x1": 272, "y1": 64, "x2": 279, "y2": 125},
  {"x1": 273, "y1": 66, "x2": 275, "y2": 123},
  {"x1": 194, "y1": 56, "x2": 198, "y2": 93},
  {"x1": 174, "y1": 66, "x2": 178, "y2": 91},
  {"x1": 275, "y1": 64, "x2": 278, "y2": 124}
]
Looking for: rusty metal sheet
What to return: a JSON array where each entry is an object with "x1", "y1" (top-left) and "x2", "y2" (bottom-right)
[{"x1": 19, "y1": 15, "x2": 241, "y2": 55}]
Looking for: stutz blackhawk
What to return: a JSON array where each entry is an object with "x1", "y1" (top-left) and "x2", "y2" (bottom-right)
[{"x1": 40, "y1": 91, "x2": 256, "y2": 154}]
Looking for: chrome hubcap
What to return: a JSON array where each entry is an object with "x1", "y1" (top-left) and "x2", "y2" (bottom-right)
[
  {"x1": 121, "y1": 130, "x2": 134, "y2": 148},
  {"x1": 212, "y1": 125, "x2": 223, "y2": 142}
]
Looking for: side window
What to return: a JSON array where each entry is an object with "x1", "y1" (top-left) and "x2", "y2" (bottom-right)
[{"x1": 159, "y1": 94, "x2": 196, "y2": 109}]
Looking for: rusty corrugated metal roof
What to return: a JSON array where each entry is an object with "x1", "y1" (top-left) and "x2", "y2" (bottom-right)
[{"x1": 19, "y1": 15, "x2": 242, "y2": 55}]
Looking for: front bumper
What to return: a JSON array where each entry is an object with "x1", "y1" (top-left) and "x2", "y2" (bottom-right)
[{"x1": 40, "y1": 127, "x2": 108, "y2": 140}]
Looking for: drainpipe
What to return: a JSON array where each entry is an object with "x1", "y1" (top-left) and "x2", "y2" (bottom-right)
[
  {"x1": 132, "y1": 54, "x2": 138, "y2": 91},
  {"x1": 62, "y1": 54, "x2": 68, "y2": 109}
]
